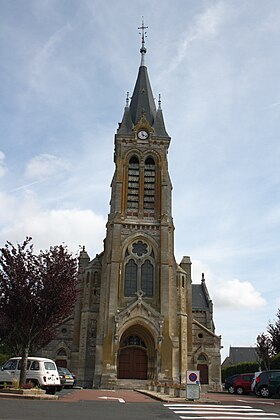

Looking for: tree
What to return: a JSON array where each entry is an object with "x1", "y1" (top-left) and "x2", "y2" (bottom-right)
[
  {"x1": 267, "y1": 309, "x2": 280, "y2": 355},
  {"x1": 0, "y1": 237, "x2": 78, "y2": 388},
  {"x1": 256, "y1": 333, "x2": 273, "y2": 370}
]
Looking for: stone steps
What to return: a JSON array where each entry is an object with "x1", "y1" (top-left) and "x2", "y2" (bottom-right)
[{"x1": 104, "y1": 379, "x2": 150, "y2": 390}]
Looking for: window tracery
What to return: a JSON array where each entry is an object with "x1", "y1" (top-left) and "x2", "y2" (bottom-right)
[{"x1": 124, "y1": 240, "x2": 155, "y2": 298}]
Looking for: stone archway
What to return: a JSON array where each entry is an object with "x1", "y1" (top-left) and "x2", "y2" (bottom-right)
[
  {"x1": 117, "y1": 327, "x2": 156, "y2": 380},
  {"x1": 197, "y1": 353, "x2": 209, "y2": 384}
]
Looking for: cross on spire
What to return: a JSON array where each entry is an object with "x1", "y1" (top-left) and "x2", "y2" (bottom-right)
[{"x1": 138, "y1": 17, "x2": 148, "y2": 54}]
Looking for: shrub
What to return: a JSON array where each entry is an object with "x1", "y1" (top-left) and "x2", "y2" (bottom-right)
[
  {"x1": 222, "y1": 362, "x2": 259, "y2": 381},
  {"x1": 270, "y1": 353, "x2": 280, "y2": 369}
]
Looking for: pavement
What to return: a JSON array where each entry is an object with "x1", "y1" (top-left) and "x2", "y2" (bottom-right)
[
  {"x1": 136, "y1": 389, "x2": 220, "y2": 404},
  {"x1": 0, "y1": 387, "x2": 220, "y2": 403}
]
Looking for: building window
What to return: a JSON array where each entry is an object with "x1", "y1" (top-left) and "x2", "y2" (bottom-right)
[
  {"x1": 132, "y1": 241, "x2": 148, "y2": 256},
  {"x1": 144, "y1": 157, "x2": 155, "y2": 213},
  {"x1": 122, "y1": 335, "x2": 146, "y2": 348},
  {"x1": 93, "y1": 271, "x2": 99, "y2": 286},
  {"x1": 124, "y1": 259, "x2": 137, "y2": 296},
  {"x1": 141, "y1": 260, "x2": 153, "y2": 297},
  {"x1": 124, "y1": 241, "x2": 155, "y2": 297},
  {"x1": 57, "y1": 348, "x2": 67, "y2": 356},
  {"x1": 126, "y1": 155, "x2": 157, "y2": 216},
  {"x1": 127, "y1": 156, "x2": 140, "y2": 212}
]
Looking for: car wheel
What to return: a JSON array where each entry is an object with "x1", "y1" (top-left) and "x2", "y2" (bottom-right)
[
  {"x1": 260, "y1": 386, "x2": 270, "y2": 398},
  {"x1": 236, "y1": 386, "x2": 244, "y2": 395},
  {"x1": 228, "y1": 385, "x2": 235, "y2": 394}
]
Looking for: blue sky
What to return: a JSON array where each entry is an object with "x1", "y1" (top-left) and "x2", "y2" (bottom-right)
[{"x1": 1, "y1": 0, "x2": 280, "y2": 361}]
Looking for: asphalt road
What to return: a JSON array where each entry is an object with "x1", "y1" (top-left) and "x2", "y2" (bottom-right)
[
  {"x1": 0, "y1": 398, "x2": 176, "y2": 420},
  {"x1": 1, "y1": 390, "x2": 280, "y2": 420}
]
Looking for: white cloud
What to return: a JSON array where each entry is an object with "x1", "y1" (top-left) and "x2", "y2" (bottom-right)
[
  {"x1": 25, "y1": 153, "x2": 70, "y2": 180},
  {"x1": 0, "y1": 151, "x2": 6, "y2": 177},
  {"x1": 192, "y1": 259, "x2": 266, "y2": 310},
  {"x1": 166, "y1": 1, "x2": 231, "y2": 74},
  {"x1": 0, "y1": 190, "x2": 106, "y2": 258},
  {"x1": 30, "y1": 22, "x2": 73, "y2": 91}
]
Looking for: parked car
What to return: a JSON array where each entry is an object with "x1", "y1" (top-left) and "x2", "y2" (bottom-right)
[
  {"x1": 254, "y1": 370, "x2": 280, "y2": 397},
  {"x1": 57, "y1": 367, "x2": 75, "y2": 388},
  {"x1": 0, "y1": 357, "x2": 62, "y2": 394},
  {"x1": 57, "y1": 367, "x2": 67, "y2": 387},
  {"x1": 232, "y1": 373, "x2": 254, "y2": 395},
  {"x1": 224, "y1": 374, "x2": 239, "y2": 394}
]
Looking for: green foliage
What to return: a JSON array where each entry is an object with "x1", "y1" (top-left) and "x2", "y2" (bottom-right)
[
  {"x1": 0, "y1": 352, "x2": 11, "y2": 366},
  {"x1": 222, "y1": 362, "x2": 259, "y2": 381},
  {"x1": 270, "y1": 353, "x2": 280, "y2": 369},
  {"x1": 267, "y1": 310, "x2": 280, "y2": 355},
  {"x1": 256, "y1": 309, "x2": 280, "y2": 369}
]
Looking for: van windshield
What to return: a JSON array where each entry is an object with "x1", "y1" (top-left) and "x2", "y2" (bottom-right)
[{"x1": 44, "y1": 362, "x2": 56, "y2": 370}]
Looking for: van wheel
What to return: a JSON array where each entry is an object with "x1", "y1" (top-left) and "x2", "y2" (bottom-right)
[
  {"x1": 228, "y1": 386, "x2": 235, "y2": 394},
  {"x1": 236, "y1": 386, "x2": 244, "y2": 395},
  {"x1": 46, "y1": 387, "x2": 56, "y2": 395},
  {"x1": 260, "y1": 386, "x2": 270, "y2": 398}
]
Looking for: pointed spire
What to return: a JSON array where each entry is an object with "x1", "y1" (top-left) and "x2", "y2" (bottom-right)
[{"x1": 118, "y1": 20, "x2": 169, "y2": 137}]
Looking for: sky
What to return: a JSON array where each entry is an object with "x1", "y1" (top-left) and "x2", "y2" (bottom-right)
[{"x1": 1, "y1": 0, "x2": 280, "y2": 362}]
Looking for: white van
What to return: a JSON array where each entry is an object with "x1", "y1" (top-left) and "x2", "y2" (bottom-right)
[{"x1": 0, "y1": 356, "x2": 62, "y2": 394}]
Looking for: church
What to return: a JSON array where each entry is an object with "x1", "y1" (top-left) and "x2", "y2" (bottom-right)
[{"x1": 39, "y1": 24, "x2": 222, "y2": 391}]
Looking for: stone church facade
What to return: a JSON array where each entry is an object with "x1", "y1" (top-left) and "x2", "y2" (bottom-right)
[{"x1": 38, "y1": 30, "x2": 222, "y2": 391}]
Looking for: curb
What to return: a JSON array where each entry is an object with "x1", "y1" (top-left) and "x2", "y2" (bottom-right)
[
  {"x1": 135, "y1": 389, "x2": 220, "y2": 404},
  {"x1": 0, "y1": 392, "x2": 58, "y2": 400}
]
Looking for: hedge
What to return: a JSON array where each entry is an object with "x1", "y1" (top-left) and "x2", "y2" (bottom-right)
[{"x1": 222, "y1": 362, "x2": 259, "y2": 382}]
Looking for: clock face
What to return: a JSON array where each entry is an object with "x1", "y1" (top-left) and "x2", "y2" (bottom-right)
[{"x1": 137, "y1": 130, "x2": 149, "y2": 140}]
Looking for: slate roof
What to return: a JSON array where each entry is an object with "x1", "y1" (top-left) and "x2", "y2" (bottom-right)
[
  {"x1": 192, "y1": 284, "x2": 210, "y2": 309},
  {"x1": 118, "y1": 47, "x2": 169, "y2": 137},
  {"x1": 222, "y1": 346, "x2": 259, "y2": 367}
]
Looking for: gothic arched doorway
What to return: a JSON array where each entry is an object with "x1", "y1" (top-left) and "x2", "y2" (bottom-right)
[
  {"x1": 118, "y1": 334, "x2": 148, "y2": 379},
  {"x1": 197, "y1": 353, "x2": 209, "y2": 384}
]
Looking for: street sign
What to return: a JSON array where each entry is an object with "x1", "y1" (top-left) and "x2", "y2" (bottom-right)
[
  {"x1": 186, "y1": 370, "x2": 200, "y2": 400},
  {"x1": 186, "y1": 370, "x2": 200, "y2": 384}
]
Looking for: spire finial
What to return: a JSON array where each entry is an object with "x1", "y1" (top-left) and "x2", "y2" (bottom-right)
[
  {"x1": 138, "y1": 17, "x2": 148, "y2": 66},
  {"x1": 126, "y1": 91, "x2": 130, "y2": 107},
  {"x1": 158, "y1": 94, "x2": 162, "y2": 110}
]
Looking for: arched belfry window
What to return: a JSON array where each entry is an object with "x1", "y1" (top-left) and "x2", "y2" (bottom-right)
[
  {"x1": 127, "y1": 156, "x2": 140, "y2": 213},
  {"x1": 126, "y1": 155, "x2": 157, "y2": 217},
  {"x1": 144, "y1": 157, "x2": 155, "y2": 213},
  {"x1": 124, "y1": 240, "x2": 155, "y2": 298}
]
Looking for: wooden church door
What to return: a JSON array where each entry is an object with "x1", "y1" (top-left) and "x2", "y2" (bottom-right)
[{"x1": 118, "y1": 347, "x2": 147, "y2": 379}]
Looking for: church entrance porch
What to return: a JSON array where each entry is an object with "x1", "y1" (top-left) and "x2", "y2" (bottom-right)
[{"x1": 117, "y1": 329, "x2": 156, "y2": 381}]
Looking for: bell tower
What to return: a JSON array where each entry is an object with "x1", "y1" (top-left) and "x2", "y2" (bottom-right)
[
  {"x1": 37, "y1": 20, "x2": 222, "y2": 392},
  {"x1": 93, "y1": 20, "x2": 187, "y2": 388}
]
